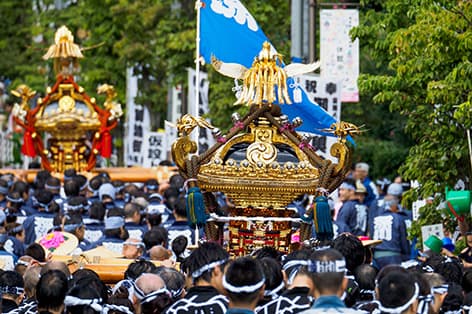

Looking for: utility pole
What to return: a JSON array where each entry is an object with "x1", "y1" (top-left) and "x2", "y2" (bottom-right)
[{"x1": 309, "y1": 0, "x2": 317, "y2": 62}]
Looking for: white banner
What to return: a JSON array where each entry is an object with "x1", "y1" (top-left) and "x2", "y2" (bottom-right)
[
  {"x1": 320, "y1": 9, "x2": 359, "y2": 102},
  {"x1": 421, "y1": 224, "x2": 444, "y2": 251},
  {"x1": 296, "y1": 74, "x2": 341, "y2": 162},
  {"x1": 164, "y1": 120, "x2": 177, "y2": 155},
  {"x1": 187, "y1": 68, "x2": 214, "y2": 154},
  {"x1": 142, "y1": 131, "x2": 167, "y2": 167}
]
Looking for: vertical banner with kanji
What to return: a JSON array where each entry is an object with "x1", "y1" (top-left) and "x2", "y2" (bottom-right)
[
  {"x1": 125, "y1": 104, "x2": 150, "y2": 166},
  {"x1": 142, "y1": 131, "x2": 167, "y2": 167},
  {"x1": 320, "y1": 9, "x2": 359, "y2": 102},
  {"x1": 296, "y1": 75, "x2": 341, "y2": 162},
  {"x1": 187, "y1": 68, "x2": 214, "y2": 154}
]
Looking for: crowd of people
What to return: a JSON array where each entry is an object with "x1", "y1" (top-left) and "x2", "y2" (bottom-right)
[{"x1": 0, "y1": 162, "x2": 468, "y2": 313}]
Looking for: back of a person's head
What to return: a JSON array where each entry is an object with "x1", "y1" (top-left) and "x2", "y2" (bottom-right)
[
  {"x1": 259, "y1": 257, "x2": 284, "y2": 295},
  {"x1": 331, "y1": 233, "x2": 365, "y2": 273},
  {"x1": 143, "y1": 227, "x2": 168, "y2": 250},
  {"x1": 125, "y1": 260, "x2": 157, "y2": 281},
  {"x1": 41, "y1": 261, "x2": 72, "y2": 281},
  {"x1": 12, "y1": 180, "x2": 28, "y2": 196},
  {"x1": 64, "y1": 179, "x2": 80, "y2": 197},
  {"x1": 89, "y1": 202, "x2": 105, "y2": 221},
  {"x1": 37, "y1": 270, "x2": 68, "y2": 311},
  {"x1": 70, "y1": 271, "x2": 108, "y2": 304},
  {"x1": 153, "y1": 266, "x2": 186, "y2": 301},
  {"x1": 65, "y1": 281, "x2": 103, "y2": 314},
  {"x1": 169, "y1": 174, "x2": 184, "y2": 189},
  {"x1": 173, "y1": 196, "x2": 187, "y2": 218},
  {"x1": 24, "y1": 265, "x2": 41, "y2": 299},
  {"x1": 282, "y1": 249, "x2": 312, "y2": 284},
  {"x1": 187, "y1": 241, "x2": 229, "y2": 283},
  {"x1": 463, "y1": 270, "x2": 472, "y2": 293},
  {"x1": 224, "y1": 257, "x2": 265, "y2": 305},
  {"x1": 252, "y1": 246, "x2": 282, "y2": 262},
  {"x1": 353, "y1": 264, "x2": 378, "y2": 291},
  {"x1": 25, "y1": 243, "x2": 46, "y2": 262},
  {"x1": 378, "y1": 270, "x2": 418, "y2": 314},
  {"x1": 89, "y1": 175, "x2": 103, "y2": 191},
  {"x1": 308, "y1": 248, "x2": 347, "y2": 295},
  {"x1": 124, "y1": 202, "x2": 141, "y2": 219},
  {"x1": 435, "y1": 257, "x2": 463, "y2": 285},
  {"x1": 135, "y1": 273, "x2": 171, "y2": 314},
  {"x1": 440, "y1": 282, "x2": 464, "y2": 314},
  {"x1": 0, "y1": 270, "x2": 24, "y2": 299},
  {"x1": 45, "y1": 176, "x2": 61, "y2": 191},
  {"x1": 171, "y1": 235, "x2": 188, "y2": 262}
]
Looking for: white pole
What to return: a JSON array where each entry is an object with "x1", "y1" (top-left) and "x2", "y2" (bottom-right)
[{"x1": 195, "y1": 0, "x2": 202, "y2": 119}]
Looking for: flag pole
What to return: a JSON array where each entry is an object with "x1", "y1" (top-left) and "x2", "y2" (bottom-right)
[
  {"x1": 193, "y1": 0, "x2": 203, "y2": 146},
  {"x1": 195, "y1": 0, "x2": 202, "y2": 118}
]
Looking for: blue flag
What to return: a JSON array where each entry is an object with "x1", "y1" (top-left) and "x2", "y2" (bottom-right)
[{"x1": 199, "y1": 0, "x2": 338, "y2": 136}]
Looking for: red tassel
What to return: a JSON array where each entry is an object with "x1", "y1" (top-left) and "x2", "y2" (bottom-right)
[
  {"x1": 100, "y1": 131, "x2": 112, "y2": 158},
  {"x1": 21, "y1": 131, "x2": 36, "y2": 157}
]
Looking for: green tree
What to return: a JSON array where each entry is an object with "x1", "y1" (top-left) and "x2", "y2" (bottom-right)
[{"x1": 352, "y1": 0, "x2": 472, "y2": 237}]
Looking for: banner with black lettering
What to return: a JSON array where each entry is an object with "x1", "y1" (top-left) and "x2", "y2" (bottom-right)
[
  {"x1": 297, "y1": 75, "x2": 342, "y2": 162},
  {"x1": 142, "y1": 131, "x2": 166, "y2": 167}
]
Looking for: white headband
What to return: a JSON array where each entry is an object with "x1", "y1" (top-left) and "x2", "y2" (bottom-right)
[
  {"x1": 191, "y1": 259, "x2": 227, "y2": 279},
  {"x1": 379, "y1": 283, "x2": 419, "y2": 313},
  {"x1": 431, "y1": 284, "x2": 448, "y2": 295},
  {"x1": 104, "y1": 216, "x2": 125, "y2": 229},
  {"x1": 222, "y1": 275, "x2": 265, "y2": 293},
  {"x1": 308, "y1": 260, "x2": 347, "y2": 273},
  {"x1": 340, "y1": 182, "x2": 355, "y2": 190},
  {"x1": 263, "y1": 281, "x2": 285, "y2": 297},
  {"x1": 64, "y1": 296, "x2": 102, "y2": 312},
  {"x1": 102, "y1": 304, "x2": 134, "y2": 314},
  {"x1": 417, "y1": 294, "x2": 435, "y2": 314},
  {"x1": 140, "y1": 288, "x2": 171, "y2": 304}
]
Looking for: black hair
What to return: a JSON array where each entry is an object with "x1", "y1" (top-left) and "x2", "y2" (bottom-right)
[
  {"x1": 74, "y1": 175, "x2": 87, "y2": 191},
  {"x1": 89, "y1": 176, "x2": 103, "y2": 191},
  {"x1": 282, "y1": 249, "x2": 312, "y2": 281},
  {"x1": 169, "y1": 174, "x2": 184, "y2": 190},
  {"x1": 35, "y1": 189, "x2": 53, "y2": 210},
  {"x1": 6, "y1": 191, "x2": 23, "y2": 213},
  {"x1": 141, "y1": 292, "x2": 172, "y2": 314},
  {"x1": 66, "y1": 280, "x2": 103, "y2": 314},
  {"x1": 124, "y1": 260, "x2": 157, "y2": 281},
  {"x1": 440, "y1": 282, "x2": 463, "y2": 313},
  {"x1": 124, "y1": 202, "x2": 141, "y2": 219},
  {"x1": 435, "y1": 257, "x2": 463, "y2": 285},
  {"x1": 171, "y1": 235, "x2": 188, "y2": 263},
  {"x1": 309, "y1": 248, "x2": 346, "y2": 295},
  {"x1": 33, "y1": 170, "x2": 51, "y2": 190},
  {"x1": 25, "y1": 243, "x2": 46, "y2": 262},
  {"x1": 37, "y1": 270, "x2": 68, "y2": 311},
  {"x1": 153, "y1": 266, "x2": 186, "y2": 301},
  {"x1": 45, "y1": 177, "x2": 61, "y2": 192},
  {"x1": 332, "y1": 233, "x2": 365, "y2": 273},
  {"x1": 0, "y1": 270, "x2": 24, "y2": 298},
  {"x1": 378, "y1": 270, "x2": 416, "y2": 311},
  {"x1": 0, "y1": 179, "x2": 8, "y2": 195},
  {"x1": 173, "y1": 196, "x2": 187, "y2": 218},
  {"x1": 64, "y1": 179, "x2": 80, "y2": 197},
  {"x1": 164, "y1": 187, "x2": 181, "y2": 210},
  {"x1": 146, "y1": 213, "x2": 162, "y2": 228},
  {"x1": 63, "y1": 168, "x2": 77, "y2": 179},
  {"x1": 464, "y1": 291, "x2": 472, "y2": 306},
  {"x1": 186, "y1": 242, "x2": 229, "y2": 283},
  {"x1": 143, "y1": 227, "x2": 168, "y2": 250},
  {"x1": 463, "y1": 270, "x2": 472, "y2": 293},
  {"x1": 353, "y1": 264, "x2": 377, "y2": 301},
  {"x1": 89, "y1": 202, "x2": 105, "y2": 221},
  {"x1": 225, "y1": 257, "x2": 264, "y2": 304},
  {"x1": 144, "y1": 179, "x2": 159, "y2": 192},
  {"x1": 259, "y1": 257, "x2": 284, "y2": 296},
  {"x1": 12, "y1": 180, "x2": 28, "y2": 197},
  {"x1": 252, "y1": 246, "x2": 282, "y2": 262}
]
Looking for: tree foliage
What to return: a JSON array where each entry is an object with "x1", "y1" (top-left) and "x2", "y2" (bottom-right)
[{"x1": 353, "y1": 0, "x2": 472, "y2": 239}]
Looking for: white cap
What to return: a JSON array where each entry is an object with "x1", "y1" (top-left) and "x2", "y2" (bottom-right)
[
  {"x1": 387, "y1": 183, "x2": 403, "y2": 196},
  {"x1": 355, "y1": 162, "x2": 369, "y2": 172},
  {"x1": 99, "y1": 183, "x2": 116, "y2": 201}
]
